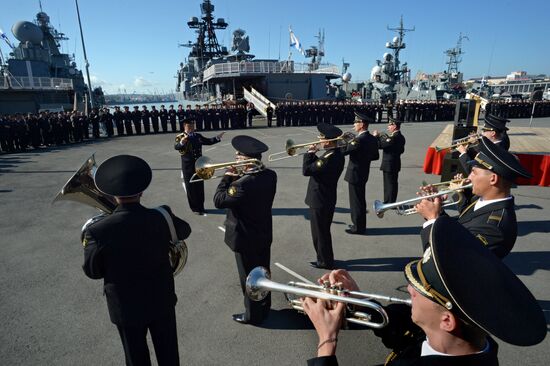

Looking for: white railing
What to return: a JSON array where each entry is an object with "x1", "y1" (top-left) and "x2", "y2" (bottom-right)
[
  {"x1": 203, "y1": 61, "x2": 340, "y2": 80},
  {"x1": 243, "y1": 88, "x2": 268, "y2": 117},
  {"x1": 0, "y1": 76, "x2": 74, "y2": 90}
]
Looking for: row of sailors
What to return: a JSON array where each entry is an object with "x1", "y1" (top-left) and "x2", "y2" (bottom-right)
[
  {"x1": 486, "y1": 100, "x2": 550, "y2": 119},
  {"x1": 274, "y1": 100, "x2": 457, "y2": 127}
]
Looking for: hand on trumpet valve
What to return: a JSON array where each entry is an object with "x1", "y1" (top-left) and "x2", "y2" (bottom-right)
[
  {"x1": 302, "y1": 297, "x2": 345, "y2": 355},
  {"x1": 414, "y1": 195, "x2": 442, "y2": 221},
  {"x1": 318, "y1": 269, "x2": 361, "y2": 293}
]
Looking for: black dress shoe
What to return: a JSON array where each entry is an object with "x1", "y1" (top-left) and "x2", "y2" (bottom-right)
[
  {"x1": 309, "y1": 262, "x2": 334, "y2": 270},
  {"x1": 232, "y1": 313, "x2": 249, "y2": 324},
  {"x1": 345, "y1": 228, "x2": 365, "y2": 235}
]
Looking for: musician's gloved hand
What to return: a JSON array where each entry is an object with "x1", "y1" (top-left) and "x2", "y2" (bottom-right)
[
  {"x1": 372, "y1": 130, "x2": 379, "y2": 137},
  {"x1": 302, "y1": 297, "x2": 345, "y2": 357},
  {"x1": 415, "y1": 196, "x2": 442, "y2": 220},
  {"x1": 456, "y1": 144, "x2": 467, "y2": 155}
]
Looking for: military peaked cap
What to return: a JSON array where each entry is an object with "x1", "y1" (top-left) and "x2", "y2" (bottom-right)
[
  {"x1": 95, "y1": 155, "x2": 152, "y2": 197},
  {"x1": 317, "y1": 122, "x2": 342, "y2": 139},
  {"x1": 354, "y1": 111, "x2": 374, "y2": 124},
  {"x1": 469, "y1": 136, "x2": 531, "y2": 181},
  {"x1": 232, "y1": 135, "x2": 268, "y2": 159},
  {"x1": 405, "y1": 216, "x2": 546, "y2": 346},
  {"x1": 483, "y1": 114, "x2": 509, "y2": 131}
]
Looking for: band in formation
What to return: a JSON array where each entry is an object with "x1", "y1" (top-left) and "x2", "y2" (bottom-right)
[{"x1": 56, "y1": 108, "x2": 546, "y2": 365}]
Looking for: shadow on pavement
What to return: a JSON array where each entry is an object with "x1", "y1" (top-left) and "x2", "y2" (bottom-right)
[
  {"x1": 335, "y1": 257, "x2": 416, "y2": 272},
  {"x1": 517, "y1": 220, "x2": 550, "y2": 236},
  {"x1": 505, "y1": 251, "x2": 550, "y2": 276}
]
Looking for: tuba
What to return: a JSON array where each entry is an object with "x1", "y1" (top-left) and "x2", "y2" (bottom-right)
[{"x1": 53, "y1": 154, "x2": 188, "y2": 276}]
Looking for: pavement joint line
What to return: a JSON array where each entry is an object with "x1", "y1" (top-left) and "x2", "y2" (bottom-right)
[
  {"x1": 204, "y1": 147, "x2": 217, "y2": 152},
  {"x1": 297, "y1": 128, "x2": 318, "y2": 134}
]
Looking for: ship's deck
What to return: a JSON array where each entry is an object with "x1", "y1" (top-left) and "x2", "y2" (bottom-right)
[{"x1": 1, "y1": 118, "x2": 549, "y2": 365}]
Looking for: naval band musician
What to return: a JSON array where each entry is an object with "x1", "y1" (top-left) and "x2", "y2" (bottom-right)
[
  {"x1": 303, "y1": 123, "x2": 345, "y2": 270},
  {"x1": 416, "y1": 136, "x2": 532, "y2": 258},
  {"x1": 457, "y1": 113, "x2": 511, "y2": 175},
  {"x1": 373, "y1": 117, "x2": 406, "y2": 204},
  {"x1": 343, "y1": 112, "x2": 380, "y2": 235},
  {"x1": 174, "y1": 119, "x2": 224, "y2": 215},
  {"x1": 303, "y1": 217, "x2": 546, "y2": 365},
  {"x1": 82, "y1": 155, "x2": 191, "y2": 366},
  {"x1": 213, "y1": 136, "x2": 277, "y2": 325}
]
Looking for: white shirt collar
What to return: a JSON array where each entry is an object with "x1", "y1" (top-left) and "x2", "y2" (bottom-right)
[
  {"x1": 474, "y1": 196, "x2": 512, "y2": 211},
  {"x1": 421, "y1": 338, "x2": 490, "y2": 357}
]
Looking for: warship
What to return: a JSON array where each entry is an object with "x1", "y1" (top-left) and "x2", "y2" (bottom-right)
[
  {"x1": 0, "y1": 8, "x2": 98, "y2": 114},
  {"x1": 175, "y1": 0, "x2": 341, "y2": 115},
  {"x1": 360, "y1": 18, "x2": 466, "y2": 102}
]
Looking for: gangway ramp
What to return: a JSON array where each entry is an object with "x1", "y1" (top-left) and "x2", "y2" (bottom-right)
[{"x1": 243, "y1": 87, "x2": 277, "y2": 117}]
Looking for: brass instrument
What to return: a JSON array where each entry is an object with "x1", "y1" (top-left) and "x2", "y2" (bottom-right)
[
  {"x1": 189, "y1": 156, "x2": 264, "y2": 183},
  {"x1": 246, "y1": 266, "x2": 411, "y2": 328},
  {"x1": 53, "y1": 154, "x2": 187, "y2": 276},
  {"x1": 373, "y1": 180, "x2": 473, "y2": 218},
  {"x1": 268, "y1": 133, "x2": 353, "y2": 162},
  {"x1": 435, "y1": 134, "x2": 481, "y2": 152},
  {"x1": 175, "y1": 132, "x2": 190, "y2": 155}
]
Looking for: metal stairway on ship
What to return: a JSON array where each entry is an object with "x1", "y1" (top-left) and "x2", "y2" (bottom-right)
[{"x1": 243, "y1": 87, "x2": 277, "y2": 117}]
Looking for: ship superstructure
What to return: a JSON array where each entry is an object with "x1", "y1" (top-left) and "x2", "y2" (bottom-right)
[
  {"x1": 0, "y1": 10, "x2": 91, "y2": 113},
  {"x1": 176, "y1": 0, "x2": 341, "y2": 106}
]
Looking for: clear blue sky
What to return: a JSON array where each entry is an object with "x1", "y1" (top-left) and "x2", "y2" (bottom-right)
[{"x1": 1, "y1": 0, "x2": 549, "y2": 94}]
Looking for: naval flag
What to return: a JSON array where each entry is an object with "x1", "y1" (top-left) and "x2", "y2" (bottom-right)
[
  {"x1": 289, "y1": 28, "x2": 305, "y2": 55},
  {"x1": 0, "y1": 29, "x2": 14, "y2": 49}
]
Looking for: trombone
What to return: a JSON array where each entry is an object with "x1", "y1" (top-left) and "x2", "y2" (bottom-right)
[
  {"x1": 373, "y1": 180, "x2": 473, "y2": 218},
  {"x1": 435, "y1": 134, "x2": 481, "y2": 152},
  {"x1": 189, "y1": 156, "x2": 264, "y2": 183},
  {"x1": 268, "y1": 133, "x2": 354, "y2": 162},
  {"x1": 246, "y1": 266, "x2": 411, "y2": 329}
]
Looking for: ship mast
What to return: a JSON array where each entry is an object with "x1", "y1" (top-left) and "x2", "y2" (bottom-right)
[
  {"x1": 75, "y1": 0, "x2": 94, "y2": 111},
  {"x1": 445, "y1": 33, "x2": 468, "y2": 75},
  {"x1": 186, "y1": 0, "x2": 228, "y2": 63},
  {"x1": 386, "y1": 16, "x2": 414, "y2": 85}
]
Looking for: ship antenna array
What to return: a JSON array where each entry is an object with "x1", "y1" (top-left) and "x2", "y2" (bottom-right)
[
  {"x1": 445, "y1": 32, "x2": 468, "y2": 75},
  {"x1": 386, "y1": 15, "x2": 414, "y2": 84}
]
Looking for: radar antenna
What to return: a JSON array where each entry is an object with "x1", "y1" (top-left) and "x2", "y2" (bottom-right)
[{"x1": 445, "y1": 32, "x2": 468, "y2": 75}]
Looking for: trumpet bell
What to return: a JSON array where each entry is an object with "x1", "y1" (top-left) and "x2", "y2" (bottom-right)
[
  {"x1": 194, "y1": 156, "x2": 216, "y2": 180},
  {"x1": 246, "y1": 266, "x2": 271, "y2": 301}
]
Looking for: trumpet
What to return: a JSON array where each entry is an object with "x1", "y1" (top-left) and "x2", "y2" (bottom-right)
[
  {"x1": 435, "y1": 134, "x2": 481, "y2": 152},
  {"x1": 268, "y1": 133, "x2": 354, "y2": 162},
  {"x1": 373, "y1": 180, "x2": 473, "y2": 218},
  {"x1": 189, "y1": 156, "x2": 264, "y2": 183},
  {"x1": 246, "y1": 266, "x2": 411, "y2": 329}
]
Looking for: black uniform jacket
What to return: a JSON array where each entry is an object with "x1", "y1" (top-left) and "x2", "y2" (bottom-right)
[
  {"x1": 303, "y1": 149, "x2": 345, "y2": 208},
  {"x1": 421, "y1": 196, "x2": 517, "y2": 258},
  {"x1": 307, "y1": 304, "x2": 499, "y2": 366},
  {"x1": 343, "y1": 131, "x2": 380, "y2": 184},
  {"x1": 82, "y1": 203, "x2": 191, "y2": 326},
  {"x1": 213, "y1": 169, "x2": 277, "y2": 253},
  {"x1": 378, "y1": 131, "x2": 406, "y2": 172},
  {"x1": 174, "y1": 133, "x2": 219, "y2": 168}
]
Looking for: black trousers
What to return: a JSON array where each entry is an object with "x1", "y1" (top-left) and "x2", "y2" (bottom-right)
[
  {"x1": 235, "y1": 249, "x2": 271, "y2": 324},
  {"x1": 348, "y1": 182, "x2": 367, "y2": 232},
  {"x1": 116, "y1": 308, "x2": 179, "y2": 366},
  {"x1": 309, "y1": 206, "x2": 335, "y2": 266},
  {"x1": 383, "y1": 171, "x2": 399, "y2": 203},
  {"x1": 181, "y1": 161, "x2": 205, "y2": 213}
]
